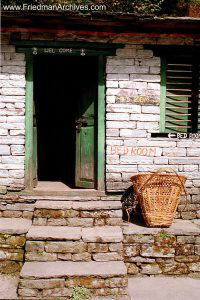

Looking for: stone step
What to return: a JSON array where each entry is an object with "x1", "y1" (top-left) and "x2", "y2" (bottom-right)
[
  {"x1": 1, "y1": 194, "x2": 121, "y2": 203},
  {"x1": 25, "y1": 226, "x2": 124, "y2": 262},
  {"x1": 18, "y1": 189, "x2": 122, "y2": 201},
  {"x1": 18, "y1": 261, "x2": 129, "y2": 299},
  {"x1": 33, "y1": 200, "x2": 123, "y2": 226},
  {"x1": 19, "y1": 190, "x2": 107, "y2": 197},
  {"x1": 0, "y1": 196, "x2": 122, "y2": 219},
  {"x1": 0, "y1": 218, "x2": 32, "y2": 235}
]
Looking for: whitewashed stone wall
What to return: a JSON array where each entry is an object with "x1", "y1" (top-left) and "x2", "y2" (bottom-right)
[
  {"x1": 106, "y1": 45, "x2": 200, "y2": 219},
  {"x1": 0, "y1": 34, "x2": 200, "y2": 219},
  {"x1": 0, "y1": 33, "x2": 26, "y2": 191}
]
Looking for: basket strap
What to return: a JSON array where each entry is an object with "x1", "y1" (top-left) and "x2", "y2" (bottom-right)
[{"x1": 137, "y1": 167, "x2": 188, "y2": 212}]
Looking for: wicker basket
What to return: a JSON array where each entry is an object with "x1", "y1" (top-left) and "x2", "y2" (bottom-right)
[{"x1": 131, "y1": 168, "x2": 187, "y2": 227}]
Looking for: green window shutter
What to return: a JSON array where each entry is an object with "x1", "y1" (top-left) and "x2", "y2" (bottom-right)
[
  {"x1": 161, "y1": 54, "x2": 200, "y2": 134},
  {"x1": 165, "y1": 56, "x2": 192, "y2": 133}
]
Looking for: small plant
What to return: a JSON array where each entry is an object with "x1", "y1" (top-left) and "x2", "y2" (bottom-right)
[
  {"x1": 71, "y1": 287, "x2": 90, "y2": 300},
  {"x1": 157, "y1": 232, "x2": 172, "y2": 238}
]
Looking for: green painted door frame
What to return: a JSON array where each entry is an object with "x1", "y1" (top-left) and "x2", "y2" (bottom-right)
[
  {"x1": 17, "y1": 43, "x2": 119, "y2": 191},
  {"x1": 25, "y1": 52, "x2": 34, "y2": 189}
]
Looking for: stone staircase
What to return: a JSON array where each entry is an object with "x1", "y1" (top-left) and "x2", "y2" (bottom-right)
[
  {"x1": 2, "y1": 194, "x2": 200, "y2": 299},
  {"x1": 15, "y1": 197, "x2": 129, "y2": 299}
]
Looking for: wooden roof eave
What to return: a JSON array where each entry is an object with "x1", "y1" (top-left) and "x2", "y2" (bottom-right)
[{"x1": 2, "y1": 12, "x2": 200, "y2": 37}]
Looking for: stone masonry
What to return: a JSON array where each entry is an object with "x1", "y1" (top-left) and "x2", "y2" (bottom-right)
[
  {"x1": 0, "y1": 218, "x2": 31, "y2": 274},
  {"x1": 123, "y1": 220, "x2": 200, "y2": 278},
  {"x1": 25, "y1": 225, "x2": 123, "y2": 262},
  {"x1": 33, "y1": 200, "x2": 123, "y2": 227},
  {"x1": 0, "y1": 33, "x2": 26, "y2": 192}
]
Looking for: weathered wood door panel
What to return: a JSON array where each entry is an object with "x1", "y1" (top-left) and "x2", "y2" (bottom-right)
[
  {"x1": 75, "y1": 72, "x2": 96, "y2": 188},
  {"x1": 76, "y1": 125, "x2": 95, "y2": 188}
]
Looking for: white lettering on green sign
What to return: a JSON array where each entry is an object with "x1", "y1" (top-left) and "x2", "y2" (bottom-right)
[
  {"x1": 58, "y1": 48, "x2": 73, "y2": 53},
  {"x1": 44, "y1": 48, "x2": 55, "y2": 53},
  {"x1": 32, "y1": 47, "x2": 87, "y2": 55}
]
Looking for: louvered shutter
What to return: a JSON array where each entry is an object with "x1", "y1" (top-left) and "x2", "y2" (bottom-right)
[
  {"x1": 165, "y1": 56, "x2": 192, "y2": 133},
  {"x1": 161, "y1": 55, "x2": 200, "y2": 133}
]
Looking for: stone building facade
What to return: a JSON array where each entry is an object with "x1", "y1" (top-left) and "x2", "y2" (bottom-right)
[
  {"x1": 1, "y1": 29, "x2": 200, "y2": 219},
  {"x1": 1, "y1": 14, "x2": 200, "y2": 298}
]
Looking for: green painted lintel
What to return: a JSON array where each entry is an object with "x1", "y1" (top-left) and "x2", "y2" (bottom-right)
[
  {"x1": 17, "y1": 47, "x2": 117, "y2": 56},
  {"x1": 17, "y1": 48, "x2": 32, "y2": 54},
  {"x1": 13, "y1": 40, "x2": 124, "y2": 49}
]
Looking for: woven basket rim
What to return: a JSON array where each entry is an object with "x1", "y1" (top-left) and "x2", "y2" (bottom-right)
[{"x1": 131, "y1": 173, "x2": 187, "y2": 180}]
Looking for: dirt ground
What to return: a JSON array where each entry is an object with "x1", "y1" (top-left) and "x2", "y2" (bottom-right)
[{"x1": 128, "y1": 277, "x2": 200, "y2": 300}]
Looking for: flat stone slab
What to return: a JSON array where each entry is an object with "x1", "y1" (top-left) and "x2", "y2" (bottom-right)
[
  {"x1": 21, "y1": 261, "x2": 127, "y2": 278},
  {"x1": 20, "y1": 193, "x2": 101, "y2": 201},
  {"x1": 35, "y1": 201, "x2": 73, "y2": 209},
  {"x1": 35, "y1": 201, "x2": 121, "y2": 210},
  {"x1": 0, "y1": 218, "x2": 32, "y2": 235},
  {"x1": 122, "y1": 220, "x2": 200, "y2": 236},
  {"x1": 72, "y1": 201, "x2": 122, "y2": 210},
  {"x1": 27, "y1": 226, "x2": 82, "y2": 241},
  {"x1": 0, "y1": 203, "x2": 35, "y2": 211},
  {"x1": 0, "y1": 275, "x2": 19, "y2": 299},
  {"x1": 192, "y1": 220, "x2": 200, "y2": 228},
  {"x1": 166, "y1": 220, "x2": 200, "y2": 235},
  {"x1": 82, "y1": 226, "x2": 123, "y2": 242}
]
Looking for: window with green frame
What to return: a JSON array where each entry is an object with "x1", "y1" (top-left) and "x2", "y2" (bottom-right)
[{"x1": 160, "y1": 53, "x2": 200, "y2": 133}]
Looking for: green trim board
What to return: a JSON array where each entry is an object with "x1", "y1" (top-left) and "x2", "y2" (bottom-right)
[
  {"x1": 25, "y1": 52, "x2": 34, "y2": 189},
  {"x1": 97, "y1": 56, "x2": 106, "y2": 191},
  {"x1": 160, "y1": 57, "x2": 166, "y2": 133},
  {"x1": 13, "y1": 40, "x2": 124, "y2": 49},
  {"x1": 21, "y1": 44, "x2": 111, "y2": 191}
]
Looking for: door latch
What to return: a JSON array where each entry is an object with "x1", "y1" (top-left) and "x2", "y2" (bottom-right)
[{"x1": 75, "y1": 119, "x2": 87, "y2": 132}]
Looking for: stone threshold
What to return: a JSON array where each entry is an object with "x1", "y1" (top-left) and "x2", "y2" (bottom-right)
[
  {"x1": 19, "y1": 189, "x2": 107, "y2": 197},
  {"x1": 0, "y1": 193, "x2": 121, "y2": 202}
]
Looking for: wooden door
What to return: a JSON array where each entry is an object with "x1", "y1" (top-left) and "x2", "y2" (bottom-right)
[
  {"x1": 33, "y1": 100, "x2": 38, "y2": 187},
  {"x1": 75, "y1": 80, "x2": 96, "y2": 188}
]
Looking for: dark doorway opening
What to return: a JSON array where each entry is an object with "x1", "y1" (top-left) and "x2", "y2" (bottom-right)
[{"x1": 33, "y1": 56, "x2": 98, "y2": 188}]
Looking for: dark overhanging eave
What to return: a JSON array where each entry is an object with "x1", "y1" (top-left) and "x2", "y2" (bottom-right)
[
  {"x1": 2, "y1": 10, "x2": 200, "y2": 24},
  {"x1": 2, "y1": 11, "x2": 200, "y2": 37}
]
